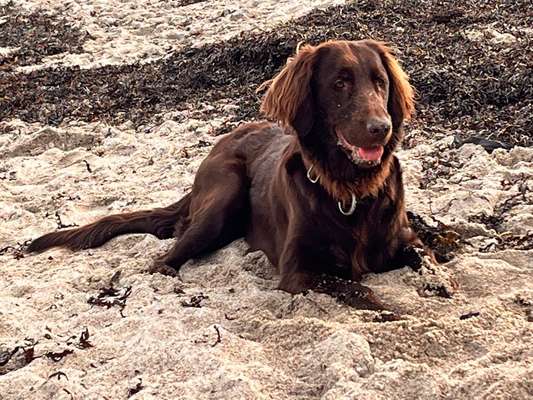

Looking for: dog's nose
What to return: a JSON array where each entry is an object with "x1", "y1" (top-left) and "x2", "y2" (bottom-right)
[{"x1": 367, "y1": 118, "x2": 391, "y2": 138}]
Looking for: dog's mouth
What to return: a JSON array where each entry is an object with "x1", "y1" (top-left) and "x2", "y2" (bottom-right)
[{"x1": 336, "y1": 131, "x2": 384, "y2": 167}]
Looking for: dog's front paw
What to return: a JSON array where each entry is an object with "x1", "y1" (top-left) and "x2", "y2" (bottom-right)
[
  {"x1": 148, "y1": 260, "x2": 179, "y2": 277},
  {"x1": 277, "y1": 271, "x2": 319, "y2": 295}
]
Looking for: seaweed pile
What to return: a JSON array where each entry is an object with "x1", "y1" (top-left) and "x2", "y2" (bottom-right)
[
  {"x1": 0, "y1": 2, "x2": 88, "y2": 71},
  {"x1": 1, "y1": 1, "x2": 531, "y2": 146}
]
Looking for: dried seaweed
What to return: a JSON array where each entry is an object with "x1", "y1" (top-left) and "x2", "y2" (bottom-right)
[
  {"x1": 44, "y1": 349, "x2": 74, "y2": 362},
  {"x1": 407, "y1": 211, "x2": 462, "y2": 262},
  {"x1": 66, "y1": 327, "x2": 94, "y2": 349},
  {"x1": 82, "y1": 160, "x2": 93, "y2": 173},
  {"x1": 1, "y1": 1, "x2": 531, "y2": 146},
  {"x1": 0, "y1": 2, "x2": 89, "y2": 70},
  {"x1": 419, "y1": 282, "x2": 454, "y2": 298},
  {"x1": 469, "y1": 191, "x2": 528, "y2": 233},
  {"x1": 181, "y1": 293, "x2": 209, "y2": 308},
  {"x1": 48, "y1": 371, "x2": 68, "y2": 381},
  {"x1": 460, "y1": 311, "x2": 480, "y2": 320},
  {"x1": 479, "y1": 231, "x2": 533, "y2": 253},
  {"x1": 373, "y1": 311, "x2": 403, "y2": 323},
  {"x1": 314, "y1": 275, "x2": 393, "y2": 311},
  {"x1": 0, "y1": 342, "x2": 35, "y2": 375},
  {"x1": 452, "y1": 136, "x2": 512, "y2": 153},
  {"x1": 0, "y1": 239, "x2": 31, "y2": 260},
  {"x1": 87, "y1": 286, "x2": 132, "y2": 316},
  {"x1": 469, "y1": 180, "x2": 532, "y2": 252},
  {"x1": 224, "y1": 313, "x2": 237, "y2": 321},
  {"x1": 49, "y1": 211, "x2": 78, "y2": 229},
  {"x1": 177, "y1": 0, "x2": 205, "y2": 6}
]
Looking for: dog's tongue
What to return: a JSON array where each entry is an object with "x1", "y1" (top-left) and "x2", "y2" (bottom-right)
[{"x1": 357, "y1": 146, "x2": 384, "y2": 161}]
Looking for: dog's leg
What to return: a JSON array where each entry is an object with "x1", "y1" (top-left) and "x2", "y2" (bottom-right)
[
  {"x1": 27, "y1": 194, "x2": 191, "y2": 253},
  {"x1": 390, "y1": 227, "x2": 437, "y2": 271},
  {"x1": 277, "y1": 239, "x2": 390, "y2": 311},
  {"x1": 151, "y1": 165, "x2": 248, "y2": 274}
]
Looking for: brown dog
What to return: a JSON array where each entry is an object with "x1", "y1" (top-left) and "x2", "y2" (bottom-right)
[{"x1": 28, "y1": 40, "x2": 429, "y2": 309}]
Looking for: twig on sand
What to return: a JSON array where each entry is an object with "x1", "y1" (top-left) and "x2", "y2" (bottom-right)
[
  {"x1": 48, "y1": 371, "x2": 68, "y2": 381},
  {"x1": 82, "y1": 159, "x2": 93, "y2": 173},
  {"x1": 211, "y1": 325, "x2": 222, "y2": 347}
]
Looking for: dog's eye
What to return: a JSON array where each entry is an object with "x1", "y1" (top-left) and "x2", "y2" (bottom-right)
[
  {"x1": 334, "y1": 79, "x2": 346, "y2": 89},
  {"x1": 375, "y1": 77, "x2": 387, "y2": 88}
]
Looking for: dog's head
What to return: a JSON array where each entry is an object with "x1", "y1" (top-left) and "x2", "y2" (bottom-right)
[{"x1": 261, "y1": 40, "x2": 414, "y2": 171}]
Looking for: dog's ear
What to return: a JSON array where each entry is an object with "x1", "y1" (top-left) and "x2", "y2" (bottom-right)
[
  {"x1": 260, "y1": 45, "x2": 317, "y2": 136},
  {"x1": 368, "y1": 41, "x2": 415, "y2": 130}
]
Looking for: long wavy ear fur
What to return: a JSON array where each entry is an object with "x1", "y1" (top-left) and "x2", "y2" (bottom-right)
[
  {"x1": 260, "y1": 45, "x2": 317, "y2": 135},
  {"x1": 367, "y1": 41, "x2": 415, "y2": 130}
]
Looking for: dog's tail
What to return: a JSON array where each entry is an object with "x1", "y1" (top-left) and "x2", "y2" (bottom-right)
[{"x1": 27, "y1": 193, "x2": 191, "y2": 253}]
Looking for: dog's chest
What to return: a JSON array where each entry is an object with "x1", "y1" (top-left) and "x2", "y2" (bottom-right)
[
  {"x1": 314, "y1": 212, "x2": 362, "y2": 265},
  {"x1": 313, "y1": 200, "x2": 390, "y2": 269},
  {"x1": 328, "y1": 242, "x2": 353, "y2": 270}
]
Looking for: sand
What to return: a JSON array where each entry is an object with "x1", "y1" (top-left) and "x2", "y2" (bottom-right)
[
  {"x1": 9, "y1": 0, "x2": 345, "y2": 71},
  {"x1": 0, "y1": 1, "x2": 532, "y2": 399}
]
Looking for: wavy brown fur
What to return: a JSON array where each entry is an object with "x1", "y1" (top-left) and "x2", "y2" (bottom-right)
[
  {"x1": 262, "y1": 40, "x2": 414, "y2": 204},
  {"x1": 28, "y1": 40, "x2": 431, "y2": 311},
  {"x1": 372, "y1": 41, "x2": 415, "y2": 128},
  {"x1": 301, "y1": 153, "x2": 394, "y2": 203},
  {"x1": 260, "y1": 45, "x2": 316, "y2": 124},
  {"x1": 28, "y1": 195, "x2": 190, "y2": 252}
]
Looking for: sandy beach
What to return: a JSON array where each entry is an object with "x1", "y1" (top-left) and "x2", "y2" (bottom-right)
[{"x1": 1, "y1": 1, "x2": 531, "y2": 399}]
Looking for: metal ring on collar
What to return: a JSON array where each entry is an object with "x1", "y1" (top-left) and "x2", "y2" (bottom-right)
[
  {"x1": 306, "y1": 164, "x2": 319, "y2": 183},
  {"x1": 338, "y1": 193, "x2": 357, "y2": 216}
]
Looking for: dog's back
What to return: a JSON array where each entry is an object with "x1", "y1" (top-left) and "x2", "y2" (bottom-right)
[{"x1": 26, "y1": 120, "x2": 285, "y2": 255}]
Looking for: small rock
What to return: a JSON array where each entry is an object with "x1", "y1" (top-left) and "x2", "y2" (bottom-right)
[{"x1": 165, "y1": 30, "x2": 186, "y2": 40}]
